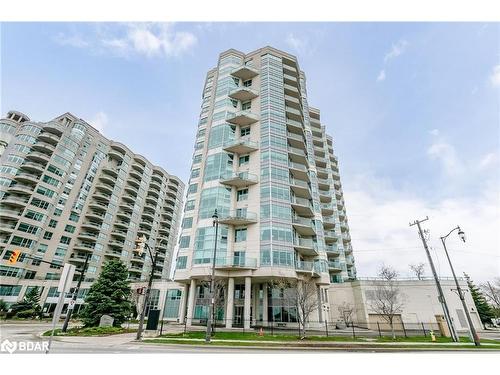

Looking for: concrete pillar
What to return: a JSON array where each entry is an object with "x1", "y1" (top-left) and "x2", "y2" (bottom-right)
[
  {"x1": 244, "y1": 276, "x2": 251, "y2": 329},
  {"x1": 225, "y1": 277, "x2": 234, "y2": 328},
  {"x1": 252, "y1": 283, "x2": 258, "y2": 325},
  {"x1": 263, "y1": 282, "x2": 268, "y2": 325},
  {"x1": 178, "y1": 284, "x2": 189, "y2": 323},
  {"x1": 317, "y1": 285, "x2": 323, "y2": 323},
  {"x1": 186, "y1": 279, "x2": 196, "y2": 326}
]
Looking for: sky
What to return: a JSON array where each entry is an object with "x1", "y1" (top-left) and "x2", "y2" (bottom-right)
[{"x1": 1, "y1": 22, "x2": 499, "y2": 283}]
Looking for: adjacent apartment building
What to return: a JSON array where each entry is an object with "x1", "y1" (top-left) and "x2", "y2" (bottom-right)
[
  {"x1": 0, "y1": 110, "x2": 184, "y2": 312},
  {"x1": 174, "y1": 47, "x2": 356, "y2": 329}
]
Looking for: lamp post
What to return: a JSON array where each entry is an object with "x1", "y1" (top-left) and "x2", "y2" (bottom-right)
[
  {"x1": 205, "y1": 209, "x2": 219, "y2": 343},
  {"x1": 134, "y1": 235, "x2": 159, "y2": 341},
  {"x1": 440, "y1": 226, "x2": 480, "y2": 346}
]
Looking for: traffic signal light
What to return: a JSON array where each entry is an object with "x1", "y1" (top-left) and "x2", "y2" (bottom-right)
[
  {"x1": 134, "y1": 235, "x2": 147, "y2": 255},
  {"x1": 8, "y1": 250, "x2": 21, "y2": 264}
]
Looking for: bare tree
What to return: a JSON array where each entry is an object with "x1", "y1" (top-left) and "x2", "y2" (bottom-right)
[
  {"x1": 367, "y1": 265, "x2": 405, "y2": 339},
  {"x1": 480, "y1": 278, "x2": 500, "y2": 316},
  {"x1": 337, "y1": 302, "x2": 355, "y2": 326},
  {"x1": 271, "y1": 277, "x2": 319, "y2": 338},
  {"x1": 409, "y1": 262, "x2": 426, "y2": 280},
  {"x1": 199, "y1": 279, "x2": 226, "y2": 324}
]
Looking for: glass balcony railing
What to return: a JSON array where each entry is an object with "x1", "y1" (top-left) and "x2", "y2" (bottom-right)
[{"x1": 215, "y1": 256, "x2": 257, "y2": 268}]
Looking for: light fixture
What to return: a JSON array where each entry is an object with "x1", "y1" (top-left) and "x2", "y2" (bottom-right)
[{"x1": 457, "y1": 227, "x2": 466, "y2": 243}]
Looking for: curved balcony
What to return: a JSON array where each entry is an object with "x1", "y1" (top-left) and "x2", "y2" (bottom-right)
[
  {"x1": 116, "y1": 211, "x2": 132, "y2": 221},
  {"x1": 223, "y1": 138, "x2": 259, "y2": 154},
  {"x1": 292, "y1": 217, "x2": 316, "y2": 236},
  {"x1": 322, "y1": 217, "x2": 335, "y2": 229},
  {"x1": 114, "y1": 220, "x2": 130, "y2": 229},
  {"x1": 99, "y1": 174, "x2": 116, "y2": 186},
  {"x1": 295, "y1": 261, "x2": 320, "y2": 277},
  {"x1": 85, "y1": 211, "x2": 105, "y2": 221},
  {"x1": 230, "y1": 65, "x2": 259, "y2": 80},
  {"x1": 94, "y1": 192, "x2": 111, "y2": 202},
  {"x1": 328, "y1": 261, "x2": 342, "y2": 272},
  {"x1": 111, "y1": 230, "x2": 127, "y2": 240},
  {"x1": 81, "y1": 221, "x2": 102, "y2": 231},
  {"x1": 324, "y1": 230, "x2": 337, "y2": 243},
  {"x1": 26, "y1": 151, "x2": 50, "y2": 163},
  {"x1": 131, "y1": 255, "x2": 145, "y2": 264},
  {"x1": 77, "y1": 232, "x2": 99, "y2": 242},
  {"x1": 218, "y1": 210, "x2": 257, "y2": 225},
  {"x1": 43, "y1": 122, "x2": 64, "y2": 136},
  {"x1": 220, "y1": 171, "x2": 258, "y2": 187},
  {"x1": 105, "y1": 249, "x2": 122, "y2": 258},
  {"x1": 141, "y1": 211, "x2": 155, "y2": 221},
  {"x1": 131, "y1": 162, "x2": 145, "y2": 174},
  {"x1": 326, "y1": 245, "x2": 341, "y2": 256},
  {"x1": 20, "y1": 161, "x2": 45, "y2": 174},
  {"x1": 228, "y1": 87, "x2": 259, "y2": 102},
  {"x1": 14, "y1": 173, "x2": 40, "y2": 185},
  {"x1": 96, "y1": 182, "x2": 114, "y2": 195},
  {"x1": 0, "y1": 209, "x2": 22, "y2": 220},
  {"x1": 73, "y1": 243, "x2": 95, "y2": 252},
  {"x1": 88, "y1": 201, "x2": 108, "y2": 212},
  {"x1": 124, "y1": 185, "x2": 138, "y2": 196},
  {"x1": 8, "y1": 183, "x2": 34, "y2": 195},
  {"x1": 32, "y1": 141, "x2": 55, "y2": 154},
  {"x1": 149, "y1": 179, "x2": 162, "y2": 191},
  {"x1": 1, "y1": 195, "x2": 29, "y2": 207},
  {"x1": 101, "y1": 166, "x2": 118, "y2": 177},
  {"x1": 140, "y1": 220, "x2": 153, "y2": 229},
  {"x1": 121, "y1": 194, "x2": 135, "y2": 204},
  {"x1": 215, "y1": 256, "x2": 257, "y2": 270},
  {"x1": 38, "y1": 132, "x2": 60, "y2": 145},
  {"x1": 108, "y1": 240, "x2": 125, "y2": 249},
  {"x1": 108, "y1": 149, "x2": 124, "y2": 161},
  {"x1": 129, "y1": 169, "x2": 142, "y2": 181},
  {"x1": 227, "y1": 110, "x2": 259, "y2": 126},
  {"x1": 146, "y1": 195, "x2": 158, "y2": 205},
  {"x1": 148, "y1": 188, "x2": 160, "y2": 198},
  {"x1": 321, "y1": 203, "x2": 334, "y2": 216}
]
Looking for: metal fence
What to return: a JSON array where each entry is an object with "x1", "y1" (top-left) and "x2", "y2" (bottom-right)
[{"x1": 175, "y1": 318, "x2": 443, "y2": 339}]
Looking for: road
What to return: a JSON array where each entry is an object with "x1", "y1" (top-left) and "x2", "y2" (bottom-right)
[{"x1": 1, "y1": 322, "x2": 499, "y2": 353}]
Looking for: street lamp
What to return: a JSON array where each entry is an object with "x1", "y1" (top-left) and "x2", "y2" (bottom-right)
[
  {"x1": 134, "y1": 235, "x2": 159, "y2": 340},
  {"x1": 440, "y1": 226, "x2": 480, "y2": 346},
  {"x1": 205, "y1": 209, "x2": 219, "y2": 343}
]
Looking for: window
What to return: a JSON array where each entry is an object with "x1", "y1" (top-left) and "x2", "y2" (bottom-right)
[
  {"x1": 241, "y1": 101, "x2": 251, "y2": 110},
  {"x1": 193, "y1": 226, "x2": 228, "y2": 264},
  {"x1": 55, "y1": 246, "x2": 67, "y2": 257},
  {"x1": 54, "y1": 208, "x2": 62, "y2": 216},
  {"x1": 182, "y1": 217, "x2": 193, "y2": 229},
  {"x1": 179, "y1": 236, "x2": 190, "y2": 248},
  {"x1": 36, "y1": 186, "x2": 55, "y2": 198},
  {"x1": 47, "y1": 164, "x2": 65, "y2": 177},
  {"x1": 176, "y1": 256, "x2": 187, "y2": 269},
  {"x1": 0, "y1": 285, "x2": 22, "y2": 296},
  {"x1": 24, "y1": 210, "x2": 45, "y2": 222},
  {"x1": 195, "y1": 141, "x2": 204, "y2": 150},
  {"x1": 42, "y1": 174, "x2": 61, "y2": 188},
  {"x1": 198, "y1": 187, "x2": 232, "y2": 219},
  {"x1": 69, "y1": 212, "x2": 80, "y2": 222},
  {"x1": 235, "y1": 228, "x2": 247, "y2": 242},
  {"x1": 18, "y1": 222, "x2": 40, "y2": 235},
  {"x1": 30, "y1": 198, "x2": 50, "y2": 210},
  {"x1": 37, "y1": 244, "x2": 48, "y2": 254},
  {"x1": 208, "y1": 124, "x2": 236, "y2": 149},
  {"x1": 239, "y1": 155, "x2": 250, "y2": 166},
  {"x1": 240, "y1": 127, "x2": 250, "y2": 137},
  {"x1": 187, "y1": 183, "x2": 198, "y2": 194},
  {"x1": 43, "y1": 232, "x2": 53, "y2": 240},
  {"x1": 185, "y1": 200, "x2": 195, "y2": 211},
  {"x1": 64, "y1": 224, "x2": 76, "y2": 233},
  {"x1": 11, "y1": 236, "x2": 34, "y2": 249},
  {"x1": 48, "y1": 219, "x2": 58, "y2": 228},
  {"x1": 191, "y1": 168, "x2": 200, "y2": 178},
  {"x1": 237, "y1": 188, "x2": 248, "y2": 201},
  {"x1": 243, "y1": 79, "x2": 252, "y2": 87},
  {"x1": 60, "y1": 236, "x2": 71, "y2": 245},
  {"x1": 193, "y1": 154, "x2": 202, "y2": 164},
  {"x1": 203, "y1": 153, "x2": 233, "y2": 182}
]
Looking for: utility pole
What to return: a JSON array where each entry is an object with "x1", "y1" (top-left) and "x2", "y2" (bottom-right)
[
  {"x1": 205, "y1": 209, "x2": 219, "y2": 343},
  {"x1": 62, "y1": 253, "x2": 91, "y2": 332},
  {"x1": 410, "y1": 217, "x2": 458, "y2": 342}
]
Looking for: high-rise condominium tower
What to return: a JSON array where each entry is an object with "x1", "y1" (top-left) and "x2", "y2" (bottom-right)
[
  {"x1": 0, "y1": 111, "x2": 183, "y2": 310},
  {"x1": 174, "y1": 47, "x2": 356, "y2": 329}
]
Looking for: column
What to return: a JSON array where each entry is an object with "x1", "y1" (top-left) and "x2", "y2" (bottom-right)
[
  {"x1": 262, "y1": 282, "x2": 268, "y2": 326},
  {"x1": 225, "y1": 277, "x2": 234, "y2": 328},
  {"x1": 186, "y1": 279, "x2": 196, "y2": 326},
  {"x1": 178, "y1": 284, "x2": 189, "y2": 323},
  {"x1": 317, "y1": 286, "x2": 323, "y2": 323},
  {"x1": 252, "y1": 284, "x2": 258, "y2": 326},
  {"x1": 244, "y1": 276, "x2": 251, "y2": 329}
]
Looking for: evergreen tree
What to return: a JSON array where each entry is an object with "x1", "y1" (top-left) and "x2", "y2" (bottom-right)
[
  {"x1": 464, "y1": 273, "x2": 495, "y2": 327},
  {"x1": 80, "y1": 260, "x2": 132, "y2": 327},
  {"x1": 9, "y1": 287, "x2": 42, "y2": 318}
]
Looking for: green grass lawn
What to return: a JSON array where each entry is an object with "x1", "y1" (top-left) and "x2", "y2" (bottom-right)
[
  {"x1": 42, "y1": 326, "x2": 137, "y2": 337},
  {"x1": 158, "y1": 331, "x2": 500, "y2": 345}
]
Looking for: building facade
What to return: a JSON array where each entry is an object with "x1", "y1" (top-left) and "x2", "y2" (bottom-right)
[
  {"x1": 0, "y1": 111, "x2": 184, "y2": 312},
  {"x1": 174, "y1": 47, "x2": 356, "y2": 329}
]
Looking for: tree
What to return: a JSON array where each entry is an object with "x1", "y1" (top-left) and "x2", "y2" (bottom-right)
[
  {"x1": 80, "y1": 260, "x2": 132, "y2": 327},
  {"x1": 0, "y1": 299, "x2": 7, "y2": 312},
  {"x1": 409, "y1": 263, "x2": 425, "y2": 280},
  {"x1": 337, "y1": 302, "x2": 355, "y2": 326},
  {"x1": 367, "y1": 265, "x2": 405, "y2": 339},
  {"x1": 271, "y1": 277, "x2": 319, "y2": 338},
  {"x1": 199, "y1": 279, "x2": 226, "y2": 324},
  {"x1": 464, "y1": 273, "x2": 495, "y2": 327},
  {"x1": 480, "y1": 278, "x2": 500, "y2": 318},
  {"x1": 8, "y1": 287, "x2": 42, "y2": 319}
]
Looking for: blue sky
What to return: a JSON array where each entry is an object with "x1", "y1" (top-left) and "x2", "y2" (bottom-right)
[{"x1": 2, "y1": 22, "x2": 499, "y2": 281}]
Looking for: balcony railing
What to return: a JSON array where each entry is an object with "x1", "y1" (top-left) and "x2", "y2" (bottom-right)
[
  {"x1": 215, "y1": 256, "x2": 257, "y2": 269},
  {"x1": 218, "y1": 210, "x2": 258, "y2": 225}
]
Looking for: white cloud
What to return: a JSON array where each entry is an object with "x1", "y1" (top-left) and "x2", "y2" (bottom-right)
[
  {"x1": 490, "y1": 64, "x2": 500, "y2": 87},
  {"x1": 344, "y1": 173, "x2": 499, "y2": 283},
  {"x1": 89, "y1": 111, "x2": 108, "y2": 134},
  {"x1": 429, "y1": 129, "x2": 439, "y2": 136},
  {"x1": 376, "y1": 69, "x2": 386, "y2": 82},
  {"x1": 285, "y1": 33, "x2": 307, "y2": 53},
  {"x1": 479, "y1": 152, "x2": 499, "y2": 169},
  {"x1": 427, "y1": 140, "x2": 461, "y2": 177},
  {"x1": 384, "y1": 39, "x2": 409, "y2": 63},
  {"x1": 53, "y1": 33, "x2": 89, "y2": 48},
  {"x1": 55, "y1": 23, "x2": 197, "y2": 59}
]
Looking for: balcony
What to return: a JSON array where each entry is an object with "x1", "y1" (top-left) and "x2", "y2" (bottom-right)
[
  {"x1": 14, "y1": 172, "x2": 39, "y2": 185},
  {"x1": 291, "y1": 196, "x2": 313, "y2": 217},
  {"x1": 228, "y1": 87, "x2": 259, "y2": 101},
  {"x1": 99, "y1": 174, "x2": 116, "y2": 186},
  {"x1": 20, "y1": 161, "x2": 45, "y2": 174},
  {"x1": 218, "y1": 210, "x2": 258, "y2": 225},
  {"x1": 325, "y1": 244, "x2": 341, "y2": 256},
  {"x1": 129, "y1": 169, "x2": 142, "y2": 181},
  {"x1": 324, "y1": 230, "x2": 337, "y2": 242},
  {"x1": 286, "y1": 106, "x2": 303, "y2": 122},
  {"x1": 108, "y1": 149, "x2": 124, "y2": 161},
  {"x1": 287, "y1": 132, "x2": 306, "y2": 149},
  {"x1": 149, "y1": 179, "x2": 162, "y2": 191},
  {"x1": 8, "y1": 183, "x2": 34, "y2": 194},
  {"x1": 284, "y1": 73, "x2": 298, "y2": 85},
  {"x1": 108, "y1": 240, "x2": 125, "y2": 249},
  {"x1": 38, "y1": 132, "x2": 60, "y2": 145},
  {"x1": 323, "y1": 217, "x2": 335, "y2": 229},
  {"x1": 81, "y1": 221, "x2": 102, "y2": 231},
  {"x1": 293, "y1": 238, "x2": 318, "y2": 256},
  {"x1": 284, "y1": 83, "x2": 300, "y2": 98},
  {"x1": 295, "y1": 261, "x2": 320, "y2": 277},
  {"x1": 328, "y1": 261, "x2": 342, "y2": 272},
  {"x1": 0, "y1": 209, "x2": 22, "y2": 220},
  {"x1": 1, "y1": 195, "x2": 29, "y2": 207},
  {"x1": 286, "y1": 118, "x2": 303, "y2": 133},
  {"x1": 220, "y1": 171, "x2": 258, "y2": 187},
  {"x1": 85, "y1": 211, "x2": 105, "y2": 221},
  {"x1": 105, "y1": 249, "x2": 122, "y2": 258},
  {"x1": 32, "y1": 141, "x2": 55, "y2": 153},
  {"x1": 227, "y1": 110, "x2": 259, "y2": 126},
  {"x1": 223, "y1": 138, "x2": 259, "y2": 154},
  {"x1": 114, "y1": 220, "x2": 130, "y2": 229},
  {"x1": 292, "y1": 217, "x2": 316, "y2": 236},
  {"x1": 88, "y1": 201, "x2": 108, "y2": 211},
  {"x1": 215, "y1": 256, "x2": 257, "y2": 270},
  {"x1": 26, "y1": 151, "x2": 50, "y2": 163},
  {"x1": 101, "y1": 165, "x2": 119, "y2": 177},
  {"x1": 77, "y1": 232, "x2": 99, "y2": 242},
  {"x1": 230, "y1": 65, "x2": 259, "y2": 80},
  {"x1": 288, "y1": 146, "x2": 307, "y2": 165},
  {"x1": 285, "y1": 94, "x2": 301, "y2": 110},
  {"x1": 111, "y1": 230, "x2": 127, "y2": 239},
  {"x1": 321, "y1": 203, "x2": 334, "y2": 216},
  {"x1": 289, "y1": 178, "x2": 311, "y2": 199}
]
